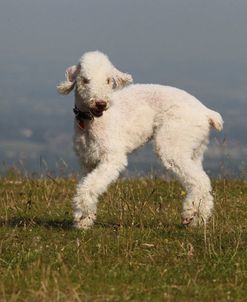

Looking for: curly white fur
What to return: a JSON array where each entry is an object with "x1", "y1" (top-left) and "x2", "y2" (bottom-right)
[{"x1": 57, "y1": 51, "x2": 223, "y2": 229}]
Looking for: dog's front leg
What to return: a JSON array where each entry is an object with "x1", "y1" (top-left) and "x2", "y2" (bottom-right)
[{"x1": 72, "y1": 155, "x2": 127, "y2": 229}]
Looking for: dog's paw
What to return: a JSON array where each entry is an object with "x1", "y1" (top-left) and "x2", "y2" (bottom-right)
[
  {"x1": 181, "y1": 209, "x2": 202, "y2": 227},
  {"x1": 74, "y1": 213, "x2": 96, "y2": 229}
]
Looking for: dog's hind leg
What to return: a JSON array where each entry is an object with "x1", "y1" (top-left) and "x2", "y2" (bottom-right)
[
  {"x1": 72, "y1": 154, "x2": 127, "y2": 229},
  {"x1": 154, "y1": 121, "x2": 213, "y2": 226}
]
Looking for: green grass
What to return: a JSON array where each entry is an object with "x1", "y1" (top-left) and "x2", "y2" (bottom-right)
[{"x1": 0, "y1": 173, "x2": 247, "y2": 301}]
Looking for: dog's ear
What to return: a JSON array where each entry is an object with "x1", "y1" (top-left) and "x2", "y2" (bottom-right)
[
  {"x1": 57, "y1": 65, "x2": 80, "y2": 95},
  {"x1": 113, "y1": 67, "x2": 133, "y2": 88}
]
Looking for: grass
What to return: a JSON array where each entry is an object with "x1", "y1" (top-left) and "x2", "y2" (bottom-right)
[{"x1": 0, "y1": 173, "x2": 247, "y2": 301}]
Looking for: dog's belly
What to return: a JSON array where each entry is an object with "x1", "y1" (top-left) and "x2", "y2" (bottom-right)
[{"x1": 113, "y1": 107, "x2": 156, "y2": 154}]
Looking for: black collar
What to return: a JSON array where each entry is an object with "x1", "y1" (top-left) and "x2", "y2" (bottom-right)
[{"x1": 73, "y1": 105, "x2": 94, "y2": 121}]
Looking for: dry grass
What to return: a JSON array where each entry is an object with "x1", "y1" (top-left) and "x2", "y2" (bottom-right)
[{"x1": 0, "y1": 172, "x2": 247, "y2": 301}]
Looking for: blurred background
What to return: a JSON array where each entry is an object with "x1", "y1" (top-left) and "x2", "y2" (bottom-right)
[{"x1": 0, "y1": 0, "x2": 246, "y2": 177}]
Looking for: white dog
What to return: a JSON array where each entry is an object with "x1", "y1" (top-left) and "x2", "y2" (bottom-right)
[{"x1": 57, "y1": 51, "x2": 223, "y2": 229}]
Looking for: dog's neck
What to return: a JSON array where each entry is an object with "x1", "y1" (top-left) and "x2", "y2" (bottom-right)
[
  {"x1": 73, "y1": 105, "x2": 94, "y2": 130},
  {"x1": 73, "y1": 105, "x2": 93, "y2": 120},
  {"x1": 73, "y1": 88, "x2": 95, "y2": 129}
]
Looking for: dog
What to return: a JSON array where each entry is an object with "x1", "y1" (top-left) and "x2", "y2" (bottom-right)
[{"x1": 57, "y1": 51, "x2": 223, "y2": 229}]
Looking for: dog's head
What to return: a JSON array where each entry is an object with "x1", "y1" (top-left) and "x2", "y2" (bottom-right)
[{"x1": 57, "y1": 51, "x2": 133, "y2": 117}]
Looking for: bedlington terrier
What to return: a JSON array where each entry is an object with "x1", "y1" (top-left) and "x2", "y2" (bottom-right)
[{"x1": 57, "y1": 51, "x2": 223, "y2": 229}]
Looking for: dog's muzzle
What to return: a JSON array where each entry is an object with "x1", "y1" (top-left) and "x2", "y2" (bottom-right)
[{"x1": 90, "y1": 99, "x2": 109, "y2": 117}]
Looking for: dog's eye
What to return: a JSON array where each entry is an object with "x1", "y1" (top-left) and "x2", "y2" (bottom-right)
[
  {"x1": 107, "y1": 77, "x2": 117, "y2": 89},
  {"x1": 82, "y1": 77, "x2": 90, "y2": 84}
]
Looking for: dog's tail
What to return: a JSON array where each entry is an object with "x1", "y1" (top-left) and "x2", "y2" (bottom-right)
[{"x1": 207, "y1": 109, "x2": 224, "y2": 131}]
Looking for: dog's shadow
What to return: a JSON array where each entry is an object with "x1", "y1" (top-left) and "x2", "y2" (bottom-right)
[
  {"x1": 0, "y1": 217, "x2": 73, "y2": 230},
  {"x1": 0, "y1": 217, "x2": 183, "y2": 231}
]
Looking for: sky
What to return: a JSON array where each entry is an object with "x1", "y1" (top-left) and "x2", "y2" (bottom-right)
[{"x1": 0, "y1": 0, "x2": 246, "y2": 176}]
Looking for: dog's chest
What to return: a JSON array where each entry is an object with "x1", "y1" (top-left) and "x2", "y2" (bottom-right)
[{"x1": 73, "y1": 126, "x2": 106, "y2": 165}]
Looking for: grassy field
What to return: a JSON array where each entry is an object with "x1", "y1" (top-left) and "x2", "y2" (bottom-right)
[{"x1": 0, "y1": 173, "x2": 247, "y2": 302}]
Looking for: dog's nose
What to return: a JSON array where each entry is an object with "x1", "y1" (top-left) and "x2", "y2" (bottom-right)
[{"x1": 95, "y1": 100, "x2": 107, "y2": 110}]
